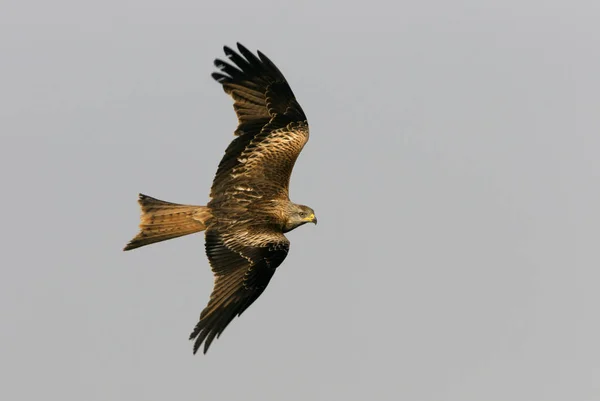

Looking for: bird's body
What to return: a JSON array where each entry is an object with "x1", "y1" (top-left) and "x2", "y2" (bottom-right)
[{"x1": 124, "y1": 43, "x2": 316, "y2": 354}]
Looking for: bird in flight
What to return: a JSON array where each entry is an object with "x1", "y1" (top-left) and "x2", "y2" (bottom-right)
[{"x1": 124, "y1": 43, "x2": 317, "y2": 354}]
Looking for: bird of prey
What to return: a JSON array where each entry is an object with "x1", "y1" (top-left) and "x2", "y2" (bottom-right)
[{"x1": 124, "y1": 43, "x2": 317, "y2": 354}]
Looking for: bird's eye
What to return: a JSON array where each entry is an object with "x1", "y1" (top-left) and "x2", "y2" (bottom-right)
[{"x1": 299, "y1": 211, "x2": 306, "y2": 217}]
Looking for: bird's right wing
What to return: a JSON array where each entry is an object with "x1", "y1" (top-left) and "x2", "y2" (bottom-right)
[{"x1": 189, "y1": 228, "x2": 289, "y2": 354}]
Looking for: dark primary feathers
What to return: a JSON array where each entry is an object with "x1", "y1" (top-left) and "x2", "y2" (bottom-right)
[{"x1": 212, "y1": 43, "x2": 306, "y2": 136}]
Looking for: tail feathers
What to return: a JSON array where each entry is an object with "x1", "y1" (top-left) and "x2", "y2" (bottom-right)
[{"x1": 124, "y1": 194, "x2": 211, "y2": 251}]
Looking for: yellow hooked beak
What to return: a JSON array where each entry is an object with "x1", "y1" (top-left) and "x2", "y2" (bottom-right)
[{"x1": 305, "y1": 213, "x2": 317, "y2": 225}]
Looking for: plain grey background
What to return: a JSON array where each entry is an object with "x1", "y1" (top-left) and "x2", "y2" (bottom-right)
[{"x1": 1, "y1": 1, "x2": 599, "y2": 400}]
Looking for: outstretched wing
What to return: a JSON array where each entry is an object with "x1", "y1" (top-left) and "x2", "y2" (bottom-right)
[
  {"x1": 209, "y1": 43, "x2": 309, "y2": 202},
  {"x1": 190, "y1": 228, "x2": 289, "y2": 354}
]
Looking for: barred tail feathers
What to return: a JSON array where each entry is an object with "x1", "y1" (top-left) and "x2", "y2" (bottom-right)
[{"x1": 124, "y1": 194, "x2": 211, "y2": 251}]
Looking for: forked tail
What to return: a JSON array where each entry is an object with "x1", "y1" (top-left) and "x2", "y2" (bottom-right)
[{"x1": 123, "y1": 194, "x2": 211, "y2": 251}]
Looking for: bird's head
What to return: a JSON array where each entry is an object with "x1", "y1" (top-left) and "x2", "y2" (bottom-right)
[{"x1": 283, "y1": 204, "x2": 317, "y2": 232}]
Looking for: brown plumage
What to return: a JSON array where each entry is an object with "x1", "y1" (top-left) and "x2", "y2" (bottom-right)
[
  {"x1": 124, "y1": 195, "x2": 211, "y2": 251},
  {"x1": 124, "y1": 43, "x2": 317, "y2": 354}
]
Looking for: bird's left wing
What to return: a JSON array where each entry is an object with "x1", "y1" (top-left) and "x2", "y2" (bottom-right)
[
  {"x1": 189, "y1": 228, "x2": 289, "y2": 354},
  {"x1": 209, "y1": 43, "x2": 309, "y2": 202}
]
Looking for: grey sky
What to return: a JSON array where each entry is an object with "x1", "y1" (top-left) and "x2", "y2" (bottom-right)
[{"x1": 1, "y1": 1, "x2": 599, "y2": 400}]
